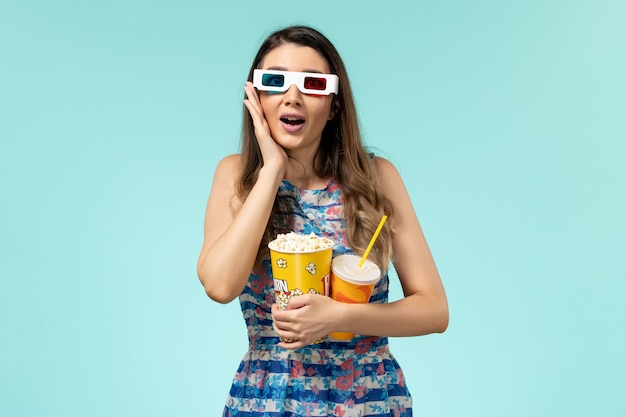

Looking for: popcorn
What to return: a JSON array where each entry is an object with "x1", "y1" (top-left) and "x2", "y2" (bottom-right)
[
  {"x1": 276, "y1": 288, "x2": 302, "y2": 310},
  {"x1": 268, "y1": 232, "x2": 334, "y2": 252}
]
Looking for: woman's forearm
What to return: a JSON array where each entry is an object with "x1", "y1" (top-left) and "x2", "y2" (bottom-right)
[
  {"x1": 337, "y1": 292, "x2": 449, "y2": 337},
  {"x1": 198, "y1": 166, "x2": 283, "y2": 303}
]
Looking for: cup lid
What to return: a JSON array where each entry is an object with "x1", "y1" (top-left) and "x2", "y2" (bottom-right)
[{"x1": 331, "y1": 254, "x2": 381, "y2": 285}]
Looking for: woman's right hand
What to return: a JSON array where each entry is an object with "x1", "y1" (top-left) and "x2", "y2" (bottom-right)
[{"x1": 243, "y1": 82, "x2": 288, "y2": 176}]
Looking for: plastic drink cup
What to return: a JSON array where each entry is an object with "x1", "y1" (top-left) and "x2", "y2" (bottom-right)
[
  {"x1": 329, "y1": 254, "x2": 381, "y2": 340},
  {"x1": 268, "y1": 233, "x2": 333, "y2": 343}
]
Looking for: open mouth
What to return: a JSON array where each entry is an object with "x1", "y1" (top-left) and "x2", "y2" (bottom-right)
[{"x1": 280, "y1": 117, "x2": 305, "y2": 126}]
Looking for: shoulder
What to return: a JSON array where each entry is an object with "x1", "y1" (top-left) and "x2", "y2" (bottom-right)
[
  {"x1": 212, "y1": 154, "x2": 243, "y2": 183},
  {"x1": 372, "y1": 156, "x2": 413, "y2": 205},
  {"x1": 215, "y1": 154, "x2": 242, "y2": 174},
  {"x1": 210, "y1": 154, "x2": 243, "y2": 197},
  {"x1": 372, "y1": 156, "x2": 402, "y2": 185}
]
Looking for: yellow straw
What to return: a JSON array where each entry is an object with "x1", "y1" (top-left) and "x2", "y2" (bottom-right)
[{"x1": 358, "y1": 215, "x2": 388, "y2": 268}]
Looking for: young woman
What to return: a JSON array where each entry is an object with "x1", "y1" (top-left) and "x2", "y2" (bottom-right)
[{"x1": 198, "y1": 25, "x2": 448, "y2": 417}]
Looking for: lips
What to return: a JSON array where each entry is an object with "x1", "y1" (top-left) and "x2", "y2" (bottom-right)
[{"x1": 280, "y1": 112, "x2": 305, "y2": 133}]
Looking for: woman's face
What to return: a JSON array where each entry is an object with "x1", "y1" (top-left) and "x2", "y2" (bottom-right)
[{"x1": 257, "y1": 43, "x2": 336, "y2": 156}]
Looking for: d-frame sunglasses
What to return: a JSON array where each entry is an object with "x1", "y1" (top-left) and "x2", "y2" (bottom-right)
[{"x1": 253, "y1": 69, "x2": 339, "y2": 95}]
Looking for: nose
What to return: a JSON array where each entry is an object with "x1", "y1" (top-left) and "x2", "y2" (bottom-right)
[{"x1": 282, "y1": 84, "x2": 302, "y2": 106}]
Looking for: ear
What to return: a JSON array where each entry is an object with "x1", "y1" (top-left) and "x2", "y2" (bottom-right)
[{"x1": 328, "y1": 98, "x2": 341, "y2": 120}]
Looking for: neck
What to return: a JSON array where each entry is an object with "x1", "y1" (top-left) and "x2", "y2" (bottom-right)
[{"x1": 284, "y1": 153, "x2": 328, "y2": 190}]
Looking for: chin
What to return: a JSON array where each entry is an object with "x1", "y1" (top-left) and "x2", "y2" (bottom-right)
[{"x1": 275, "y1": 136, "x2": 306, "y2": 149}]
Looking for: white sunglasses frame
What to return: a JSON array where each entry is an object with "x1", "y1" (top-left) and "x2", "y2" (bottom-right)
[{"x1": 253, "y1": 69, "x2": 339, "y2": 95}]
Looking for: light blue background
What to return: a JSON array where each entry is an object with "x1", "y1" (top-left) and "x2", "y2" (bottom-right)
[{"x1": 1, "y1": 1, "x2": 625, "y2": 416}]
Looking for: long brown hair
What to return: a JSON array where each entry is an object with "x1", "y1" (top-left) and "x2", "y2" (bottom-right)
[{"x1": 239, "y1": 25, "x2": 393, "y2": 271}]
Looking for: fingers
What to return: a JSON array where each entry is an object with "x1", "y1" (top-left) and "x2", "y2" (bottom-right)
[
  {"x1": 243, "y1": 81, "x2": 258, "y2": 103},
  {"x1": 271, "y1": 296, "x2": 333, "y2": 349},
  {"x1": 272, "y1": 304, "x2": 304, "y2": 346},
  {"x1": 243, "y1": 82, "x2": 260, "y2": 115},
  {"x1": 285, "y1": 293, "x2": 313, "y2": 309},
  {"x1": 272, "y1": 317, "x2": 304, "y2": 349},
  {"x1": 273, "y1": 320, "x2": 317, "y2": 350},
  {"x1": 271, "y1": 303, "x2": 294, "y2": 331},
  {"x1": 242, "y1": 83, "x2": 288, "y2": 174},
  {"x1": 277, "y1": 339, "x2": 308, "y2": 350},
  {"x1": 243, "y1": 82, "x2": 267, "y2": 133}
]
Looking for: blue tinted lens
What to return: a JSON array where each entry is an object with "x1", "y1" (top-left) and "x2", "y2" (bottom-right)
[{"x1": 262, "y1": 74, "x2": 285, "y2": 87}]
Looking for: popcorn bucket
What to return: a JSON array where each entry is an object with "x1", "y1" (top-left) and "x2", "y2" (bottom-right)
[
  {"x1": 268, "y1": 233, "x2": 333, "y2": 343},
  {"x1": 269, "y1": 246, "x2": 332, "y2": 309}
]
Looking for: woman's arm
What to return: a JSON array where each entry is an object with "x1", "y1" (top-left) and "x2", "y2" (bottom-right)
[
  {"x1": 197, "y1": 83, "x2": 287, "y2": 304},
  {"x1": 197, "y1": 155, "x2": 283, "y2": 304},
  {"x1": 345, "y1": 156, "x2": 449, "y2": 335},
  {"x1": 272, "y1": 157, "x2": 448, "y2": 347}
]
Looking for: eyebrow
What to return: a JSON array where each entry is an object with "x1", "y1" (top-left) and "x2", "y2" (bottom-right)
[{"x1": 265, "y1": 66, "x2": 324, "y2": 74}]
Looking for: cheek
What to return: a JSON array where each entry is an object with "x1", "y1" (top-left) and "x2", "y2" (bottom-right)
[
  {"x1": 258, "y1": 97, "x2": 276, "y2": 118},
  {"x1": 315, "y1": 102, "x2": 334, "y2": 122}
]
